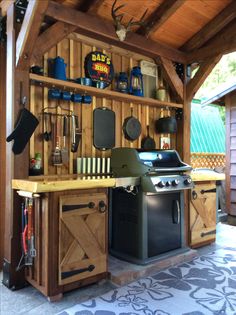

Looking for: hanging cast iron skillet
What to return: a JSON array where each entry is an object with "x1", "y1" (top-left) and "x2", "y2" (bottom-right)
[
  {"x1": 123, "y1": 109, "x2": 141, "y2": 141},
  {"x1": 141, "y1": 125, "x2": 156, "y2": 149},
  {"x1": 155, "y1": 116, "x2": 177, "y2": 134}
]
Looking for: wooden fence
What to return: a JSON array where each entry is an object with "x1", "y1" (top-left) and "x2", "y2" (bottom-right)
[{"x1": 190, "y1": 152, "x2": 225, "y2": 169}]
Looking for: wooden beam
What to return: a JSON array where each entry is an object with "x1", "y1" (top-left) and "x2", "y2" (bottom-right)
[
  {"x1": 181, "y1": 1, "x2": 236, "y2": 52},
  {"x1": 157, "y1": 56, "x2": 184, "y2": 103},
  {"x1": 137, "y1": 0, "x2": 186, "y2": 37},
  {"x1": 44, "y1": 1, "x2": 187, "y2": 64},
  {"x1": 16, "y1": 0, "x2": 49, "y2": 70},
  {"x1": 0, "y1": 42, "x2": 6, "y2": 269},
  {"x1": 187, "y1": 20, "x2": 236, "y2": 64},
  {"x1": 186, "y1": 55, "x2": 222, "y2": 103},
  {"x1": 0, "y1": 0, "x2": 14, "y2": 17},
  {"x1": 31, "y1": 0, "x2": 102, "y2": 65},
  {"x1": 31, "y1": 22, "x2": 77, "y2": 65}
]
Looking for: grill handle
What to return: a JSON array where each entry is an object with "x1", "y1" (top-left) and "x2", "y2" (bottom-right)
[{"x1": 172, "y1": 200, "x2": 180, "y2": 224}]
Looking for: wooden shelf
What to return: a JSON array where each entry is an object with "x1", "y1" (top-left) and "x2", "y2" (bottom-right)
[{"x1": 29, "y1": 73, "x2": 183, "y2": 109}]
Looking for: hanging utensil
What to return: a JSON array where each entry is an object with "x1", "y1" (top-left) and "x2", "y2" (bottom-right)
[
  {"x1": 71, "y1": 114, "x2": 81, "y2": 153},
  {"x1": 155, "y1": 108, "x2": 177, "y2": 134},
  {"x1": 141, "y1": 125, "x2": 156, "y2": 149},
  {"x1": 52, "y1": 115, "x2": 62, "y2": 165},
  {"x1": 61, "y1": 115, "x2": 69, "y2": 165}
]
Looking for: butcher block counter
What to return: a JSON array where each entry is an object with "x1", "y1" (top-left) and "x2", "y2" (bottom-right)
[
  {"x1": 190, "y1": 169, "x2": 225, "y2": 182},
  {"x1": 12, "y1": 176, "x2": 116, "y2": 193},
  {"x1": 189, "y1": 169, "x2": 225, "y2": 248}
]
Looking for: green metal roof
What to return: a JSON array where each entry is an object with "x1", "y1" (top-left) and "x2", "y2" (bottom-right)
[{"x1": 191, "y1": 103, "x2": 225, "y2": 153}]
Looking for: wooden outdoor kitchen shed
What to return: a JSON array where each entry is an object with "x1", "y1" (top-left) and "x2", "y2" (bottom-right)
[{"x1": 0, "y1": 0, "x2": 235, "y2": 300}]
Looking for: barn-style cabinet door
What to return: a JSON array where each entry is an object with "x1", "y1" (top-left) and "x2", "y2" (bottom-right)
[
  {"x1": 189, "y1": 182, "x2": 217, "y2": 247},
  {"x1": 59, "y1": 192, "x2": 108, "y2": 285}
]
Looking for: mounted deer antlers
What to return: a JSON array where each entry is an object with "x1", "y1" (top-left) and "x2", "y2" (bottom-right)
[{"x1": 111, "y1": 0, "x2": 148, "y2": 41}]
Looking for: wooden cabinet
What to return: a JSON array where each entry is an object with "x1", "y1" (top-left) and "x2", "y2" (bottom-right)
[
  {"x1": 189, "y1": 182, "x2": 217, "y2": 248},
  {"x1": 59, "y1": 193, "x2": 107, "y2": 285},
  {"x1": 25, "y1": 188, "x2": 108, "y2": 301}
]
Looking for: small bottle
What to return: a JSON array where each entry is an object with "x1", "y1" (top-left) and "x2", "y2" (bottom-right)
[{"x1": 35, "y1": 153, "x2": 42, "y2": 170}]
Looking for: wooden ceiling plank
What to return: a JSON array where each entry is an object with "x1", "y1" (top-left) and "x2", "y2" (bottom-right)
[
  {"x1": 182, "y1": 1, "x2": 236, "y2": 52},
  {"x1": 44, "y1": 1, "x2": 187, "y2": 64},
  {"x1": 16, "y1": 0, "x2": 49, "y2": 70},
  {"x1": 137, "y1": 0, "x2": 186, "y2": 36},
  {"x1": 31, "y1": 22, "x2": 77, "y2": 65},
  {"x1": 187, "y1": 20, "x2": 236, "y2": 63},
  {"x1": 186, "y1": 55, "x2": 222, "y2": 103},
  {"x1": 157, "y1": 56, "x2": 184, "y2": 103}
]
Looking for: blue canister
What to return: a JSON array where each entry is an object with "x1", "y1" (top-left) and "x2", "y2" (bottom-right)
[{"x1": 53, "y1": 56, "x2": 67, "y2": 81}]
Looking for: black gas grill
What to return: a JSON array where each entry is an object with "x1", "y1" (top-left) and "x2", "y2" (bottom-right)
[{"x1": 109, "y1": 148, "x2": 194, "y2": 265}]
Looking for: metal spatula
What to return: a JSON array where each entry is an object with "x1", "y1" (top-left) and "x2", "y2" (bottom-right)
[
  {"x1": 61, "y1": 115, "x2": 69, "y2": 165},
  {"x1": 52, "y1": 116, "x2": 62, "y2": 166}
]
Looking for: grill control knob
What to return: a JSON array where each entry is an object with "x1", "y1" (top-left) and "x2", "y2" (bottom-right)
[
  {"x1": 156, "y1": 181, "x2": 165, "y2": 188},
  {"x1": 166, "y1": 181, "x2": 172, "y2": 187},
  {"x1": 172, "y1": 179, "x2": 180, "y2": 186},
  {"x1": 184, "y1": 178, "x2": 192, "y2": 185}
]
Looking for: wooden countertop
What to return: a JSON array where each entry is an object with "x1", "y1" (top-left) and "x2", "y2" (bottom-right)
[
  {"x1": 191, "y1": 170, "x2": 225, "y2": 182},
  {"x1": 12, "y1": 176, "x2": 116, "y2": 193}
]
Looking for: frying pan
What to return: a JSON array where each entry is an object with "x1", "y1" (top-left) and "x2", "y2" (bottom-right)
[
  {"x1": 141, "y1": 125, "x2": 156, "y2": 149},
  {"x1": 123, "y1": 108, "x2": 141, "y2": 141}
]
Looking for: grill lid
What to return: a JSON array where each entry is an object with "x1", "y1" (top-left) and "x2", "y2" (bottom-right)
[{"x1": 111, "y1": 148, "x2": 192, "y2": 177}]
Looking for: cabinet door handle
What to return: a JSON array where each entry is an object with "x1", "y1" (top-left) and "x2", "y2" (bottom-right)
[
  {"x1": 192, "y1": 190, "x2": 198, "y2": 200},
  {"x1": 201, "y1": 229, "x2": 216, "y2": 237},
  {"x1": 61, "y1": 264, "x2": 95, "y2": 279},
  {"x1": 172, "y1": 200, "x2": 180, "y2": 224},
  {"x1": 200, "y1": 188, "x2": 216, "y2": 194},
  {"x1": 98, "y1": 200, "x2": 107, "y2": 213},
  {"x1": 62, "y1": 202, "x2": 95, "y2": 212}
]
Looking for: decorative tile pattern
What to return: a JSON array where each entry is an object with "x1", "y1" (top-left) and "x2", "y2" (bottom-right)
[{"x1": 57, "y1": 247, "x2": 236, "y2": 315}]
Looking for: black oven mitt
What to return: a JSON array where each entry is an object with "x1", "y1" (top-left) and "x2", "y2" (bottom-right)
[{"x1": 6, "y1": 108, "x2": 39, "y2": 155}]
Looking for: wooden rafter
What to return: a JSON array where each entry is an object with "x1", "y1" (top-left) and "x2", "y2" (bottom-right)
[
  {"x1": 187, "y1": 20, "x2": 236, "y2": 64},
  {"x1": 42, "y1": 1, "x2": 186, "y2": 64},
  {"x1": 181, "y1": 1, "x2": 236, "y2": 52},
  {"x1": 16, "y1": 0, "x2": 49, "y2": 70},
  {"x1": 31, "y1": 0, "x2": 104, "y2": 65},
  {"x1": 31, "y1": 22, "x2": 77, "y2": 65},
  {"x1": 137, "y1": 0, "x2": 186, "y2": 37},
  {"x1": 78, "y1": 0, "x2": 103, "y2": 13},
  {"x1": 186, "y1": 55, "x2": 222, "y2": 103},
  {"x1": 156, "y1": 56, "x2": 184, "y2": 103}
]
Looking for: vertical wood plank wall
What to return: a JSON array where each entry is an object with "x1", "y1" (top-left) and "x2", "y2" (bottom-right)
[
  {"x1": 226, "y1": 91, "x2": 236, "y2": 216},
  {"x1": 0, "y1": 43, "x2": 6, "y2": 269},
  {"x1": 30, "y1": 35, "x2": 178, "y2": 176}
]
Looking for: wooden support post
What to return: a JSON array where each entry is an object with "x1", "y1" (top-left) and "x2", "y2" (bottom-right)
[
  {"x1": 0, "y1": 42, "x2": 6, "y2": 270},
  {"x1": 16, "y1": 0, "x2": 49, "y2": 70},
  {"x1": 3, "y1": 3, "x2": 30, "y2": 289}
]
